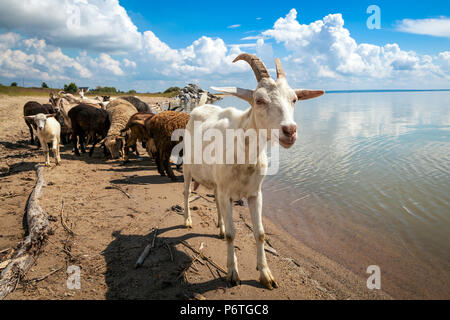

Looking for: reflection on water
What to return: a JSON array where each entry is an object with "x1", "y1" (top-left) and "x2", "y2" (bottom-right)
[{"x1": 214, "y1": 92, "x2": 450, "y2": 299}]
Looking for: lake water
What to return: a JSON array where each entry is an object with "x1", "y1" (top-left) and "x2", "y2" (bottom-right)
[{"x1": 214, "y1": 91, "x2": 450, "y2": 299}]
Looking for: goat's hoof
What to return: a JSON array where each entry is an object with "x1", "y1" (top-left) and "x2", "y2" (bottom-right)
[
  {"x1": 227, "y1": 271, "x2": 241, "y2": 287},
  {"x1": 184, "y1": 219, "x2": 192, "y2": 229},
  {"x1": 260, "y1": 270, "x2": 278, "y2": 290}
]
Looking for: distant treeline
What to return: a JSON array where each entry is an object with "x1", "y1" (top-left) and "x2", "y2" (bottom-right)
[{"x1": 0, "y1": 82, "x2": 181, "y2": 98}]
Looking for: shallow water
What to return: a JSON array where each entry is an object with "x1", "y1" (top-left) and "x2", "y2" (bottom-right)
[{"x1": 214, "y1": 91, "x2": 450, "y2": 299}]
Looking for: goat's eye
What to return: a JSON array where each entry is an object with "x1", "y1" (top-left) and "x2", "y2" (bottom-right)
[
  {"x1": 256, "y1": 99, "x2": 266, "y2": 105},
  {"x1": 292, "y1": 98, "x2": 297, "y2": 104}
]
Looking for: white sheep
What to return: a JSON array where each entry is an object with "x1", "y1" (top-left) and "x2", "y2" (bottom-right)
[
  {"x1": 24, "y1": 113, "x2": 61, "y2": 166},
  {"x1": 183, "y1": 53, "x2": 324, "y2": 289}
]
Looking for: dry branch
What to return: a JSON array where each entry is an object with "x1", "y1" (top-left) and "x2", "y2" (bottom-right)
[
  {"x1": 25, "y1": 266, "x2": 63, "y2": 284},
  {"x1": 108, "y1": 185, "x2": 131, "y2": 199},
  {"x1": 180, "y1": 240, "x2": 226, "y2": 275},
  {"x1": 164, "y1": 242, "x2": 174, "y2": 262},
  {"x1": 0, "y1": 165, "x2": 50, "y2": 300},
  {"x1": 59, "y1": 199, "x2": 74, "y2": 236},
  {"x1": 0, "y1": 248, "x2": 11, "y2": 255}
]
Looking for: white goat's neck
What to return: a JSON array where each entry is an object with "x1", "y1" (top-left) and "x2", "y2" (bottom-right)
[{"x1": 234, "y1": 106, "x2": 268, "y2": 166}]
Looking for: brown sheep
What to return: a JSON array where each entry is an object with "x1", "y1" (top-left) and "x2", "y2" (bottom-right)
[
  {"x1": 145, "y1": 111, "x2": 190, "y2": 181},
  {"x1": 120, "y1": 112, "x2": 155, "y2": 161}
]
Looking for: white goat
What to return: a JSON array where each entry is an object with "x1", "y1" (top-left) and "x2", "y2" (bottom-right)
[
  {"x1": 183, "y1": 53, "x2": 324, "y2": 289},
  {"x1": 24, "y1": 113, "x2": 61, "y2": 166}
]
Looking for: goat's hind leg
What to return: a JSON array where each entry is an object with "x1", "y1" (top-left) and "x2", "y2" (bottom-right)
[
  {"x1": 214, "y1": 188, "x2": 225, "y2": 238},
  {"x1": 89, "y1": 134, "x2": 97, "y2": 157},
  {"x1": 26, "y1": 121, "x2": 35, "y2": 145},
  {"x1": 183, "y1": 167, "x2": 192, "y2": 228},
  {"x1": 52, "y1": 138, "x2": 61, "y2": 165},
  {"x1": 217, "y1": 190, "x2": 240, "y2": 286},
  {"x1": 164, "y1": 156, "x2": 177, "y2": 181}
]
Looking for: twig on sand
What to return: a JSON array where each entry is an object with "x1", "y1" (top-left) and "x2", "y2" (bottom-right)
[
  {"x1": 180, "y1": 241, "x2": 226, "y2": 275},
  {"x1": 135, "y1": 228, "x2": 158, "y2": 268},
  {"x1": 24, "y1": 266, "x2": 63, "y2": 284},
  {"x1": 190, "y1": 192, "x2": 215, "y2": 203},
  {"x1": 108, "y1": 185, "x2": 131, "y2": 199},
  {"x1": 0, "y1": 248, "x2": 11, "y2": 255},
  {"x1": 60, "y1": 199, "x2": 74, "y2": 236},
  {"x1": 177, "y1": 243, "x2": 204, "y2": 280},
  {"x1": 164, "y1": 242, "x2": 174, "y2": 262}
]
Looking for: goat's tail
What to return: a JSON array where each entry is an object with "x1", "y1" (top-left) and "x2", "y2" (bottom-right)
[{"x1": 198, "y1": 92, "x2": 208, "y2": 106}]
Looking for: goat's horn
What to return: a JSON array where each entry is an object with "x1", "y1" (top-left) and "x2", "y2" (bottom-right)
[
  {"x1": 233, "y1": 53, "x2": 270, "y2": 82},
  {"x1": 275, "y1": 58, "x2": 286, "y2": 79}
]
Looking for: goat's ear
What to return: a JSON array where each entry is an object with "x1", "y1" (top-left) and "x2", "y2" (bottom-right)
[
  {"x1": 46, "y1": 114, "x2": 56, "y2": 118},
  {"x1": 295, "y1": 89, "x2": 325, "y2": 101},
  {"x1": 210, "y1": 87, "x2": 253, "y2": 103},
  {"x1": 24, "y1": 116, "x2": 35, "y2": 121}
]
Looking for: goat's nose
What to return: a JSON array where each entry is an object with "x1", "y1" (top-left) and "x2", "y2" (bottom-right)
[{"x1": 282, "y1": 124, "x2": 297, "y2": 137}]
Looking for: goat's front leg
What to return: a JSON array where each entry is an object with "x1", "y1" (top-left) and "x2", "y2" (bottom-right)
[
  {"x1": 217, "y1": 190, "x2": 240, "y2": 286},
  {"x1": 41, "y1": 139, "x2": 50, "y2": 167},
  {"x1": 183, "y1": 167, "x2": 192, "y2": 228},
  {"x1": 248, "y1": 191, "x2": 278, "y2": 290}
]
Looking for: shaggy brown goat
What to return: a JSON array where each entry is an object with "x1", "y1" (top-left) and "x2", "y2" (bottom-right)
[
  {"x1": 120, "y1": 112, "x2": 155, "y2": 161},
  {"x1": 145, "y1": 111, "x2": 190, "y2": 181}
]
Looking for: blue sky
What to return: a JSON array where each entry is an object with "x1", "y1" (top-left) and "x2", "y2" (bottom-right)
[
  {"x1": 0, "y1": 0, "x2": 449, "y2": 91},
  {"x1": 125, "y1": 0, "x2": 450, "y2": 53}
]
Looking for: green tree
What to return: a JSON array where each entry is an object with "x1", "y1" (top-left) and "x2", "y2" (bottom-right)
[
  {"x1": 127, "y1": 89, "x2": 137, "y2": 94},
  {"x1": 63, "y1": 82, "x2": 78, "y2": 93},
  {"x1": 10, "y1": 82, "x2": 18, "y2": 87},
  {"x1": 163, "y1": 86, "x2": 180, "y2": 94},
  {"x1": 91, "y1": 86, "x2": 117, "y2": 94},
  {"x1": 41, "y1": 82, "x2": 49, "y2": 88}
]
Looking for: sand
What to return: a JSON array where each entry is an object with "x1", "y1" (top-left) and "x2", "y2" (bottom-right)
[{"x1": 0, "y1": 95, "x2": 391, "y2": 300}]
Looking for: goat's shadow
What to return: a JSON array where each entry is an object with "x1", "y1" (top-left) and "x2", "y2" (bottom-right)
[
  {"x1": 102, "y1": 226, "x2": 262, "y2": 300},
  {"x1": 0, "y1": 139, "x2": 35, "y2": 150}
]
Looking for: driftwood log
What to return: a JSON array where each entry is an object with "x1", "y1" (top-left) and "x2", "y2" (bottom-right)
[{"x1": 0, "y1": 165, "x2": 50, "y2": 299}]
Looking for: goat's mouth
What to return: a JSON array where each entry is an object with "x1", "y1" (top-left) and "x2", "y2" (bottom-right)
[{"x1": 279, "y1": 135, "x2": 296, "y2": 149}]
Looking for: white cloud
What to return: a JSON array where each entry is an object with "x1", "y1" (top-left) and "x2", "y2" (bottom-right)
[
  {"x1": 0, "y1": 34, "x2": 91, "y2": 80},
  {"x1": 261, "y1": 9, "x2": 450, "y2": 87},
  {"x1": 241, "y1": 35, "x2": 263, "y2": 41},
  {"x1": 123, "y1": 58, "x2": 136, "y2": 68},
  {"x1": 227, "y1": 24, "x2": 241, "y2": 29},
  {"x1": 0, "y1": 0, "x2": 142, "y2": 53},
  {"x1": 396, "y1": 17, "x2": 450, "y2": 38}
]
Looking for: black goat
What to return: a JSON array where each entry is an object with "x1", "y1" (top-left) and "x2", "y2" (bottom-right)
[
  {"x1": 118, "y1": 96, "x2": 151, "y2": 113},
  {"x1": 68, "y1": 104, "x2": 110, "y2": 157}
]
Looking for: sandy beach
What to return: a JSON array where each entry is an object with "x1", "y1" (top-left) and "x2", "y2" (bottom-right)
[{"x1": 0, "y1": 95, "x2": 391, "y2": 300}]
